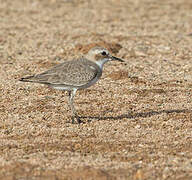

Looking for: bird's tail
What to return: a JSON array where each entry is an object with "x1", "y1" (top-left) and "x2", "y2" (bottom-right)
[{"x1": 19, "y1": 75, "x2": 36, "y2": 82}]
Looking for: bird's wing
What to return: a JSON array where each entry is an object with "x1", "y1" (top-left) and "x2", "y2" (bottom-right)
[{"x1": 21, "y1": 58, "x2": 99, "y2": 87}]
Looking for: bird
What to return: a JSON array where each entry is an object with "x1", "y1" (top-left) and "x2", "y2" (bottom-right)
[{"x1": 19, "y1": 46, "x2": 124, "y2": 124}]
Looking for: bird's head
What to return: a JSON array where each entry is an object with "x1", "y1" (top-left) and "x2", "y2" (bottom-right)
[{"x1": 85, "y1": 47, "x2": 124, "y2": 63}]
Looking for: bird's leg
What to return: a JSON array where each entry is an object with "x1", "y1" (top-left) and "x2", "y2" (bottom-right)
[{"x1": 68, "y1": 89, "x2": 82, "y2": 124}]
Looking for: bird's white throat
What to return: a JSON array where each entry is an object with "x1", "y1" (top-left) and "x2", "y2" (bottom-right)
[{"x1": 95, "y1": 58, "x2": 110, "y2": 69}]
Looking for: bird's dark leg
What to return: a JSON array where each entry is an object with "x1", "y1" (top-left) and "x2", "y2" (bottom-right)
[{"x1": 68, "y1": 89, "x2": 82, "y2": 124}]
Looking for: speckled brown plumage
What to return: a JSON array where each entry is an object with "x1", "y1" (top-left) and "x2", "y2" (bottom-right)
[{"x1": 20, "y1": 58, "x2": 101, "y2": 89}]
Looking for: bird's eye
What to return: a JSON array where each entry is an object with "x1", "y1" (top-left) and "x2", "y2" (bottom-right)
[{"x1": 101, "y1": 51, "x2": 107, "y2": 56}]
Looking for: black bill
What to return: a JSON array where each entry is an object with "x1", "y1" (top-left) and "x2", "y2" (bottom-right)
[{"x1": 111, "y1": 56, "x2": 124, "y2": 62}]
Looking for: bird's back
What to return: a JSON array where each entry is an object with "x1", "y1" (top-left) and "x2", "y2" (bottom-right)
[{"x1": 20, "y1": 58, "x2": 102, "y2": 89}]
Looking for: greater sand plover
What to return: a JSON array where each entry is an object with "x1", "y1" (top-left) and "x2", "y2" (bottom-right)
[{"x1": 20, "y1": 47, "x2": 124, "y2": 123}]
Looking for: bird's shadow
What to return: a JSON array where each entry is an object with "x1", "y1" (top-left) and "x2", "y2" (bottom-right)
[{"x1": 80, "y1": 109, "x2": 191, "y2": 122}]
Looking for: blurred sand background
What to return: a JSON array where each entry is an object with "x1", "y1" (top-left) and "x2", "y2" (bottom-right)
[{"x1": 0, "y1": 0, "x2": 192, "y2": 179}]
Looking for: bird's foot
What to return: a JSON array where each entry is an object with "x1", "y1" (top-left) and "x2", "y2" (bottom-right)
[{"x1": 72, "y1": 115, "x2": 83, "y2": 124}]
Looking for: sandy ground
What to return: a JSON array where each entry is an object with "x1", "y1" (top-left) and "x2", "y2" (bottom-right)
[{"x1": 0, "y1": 0, "x2": 192, "y2": 179}]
